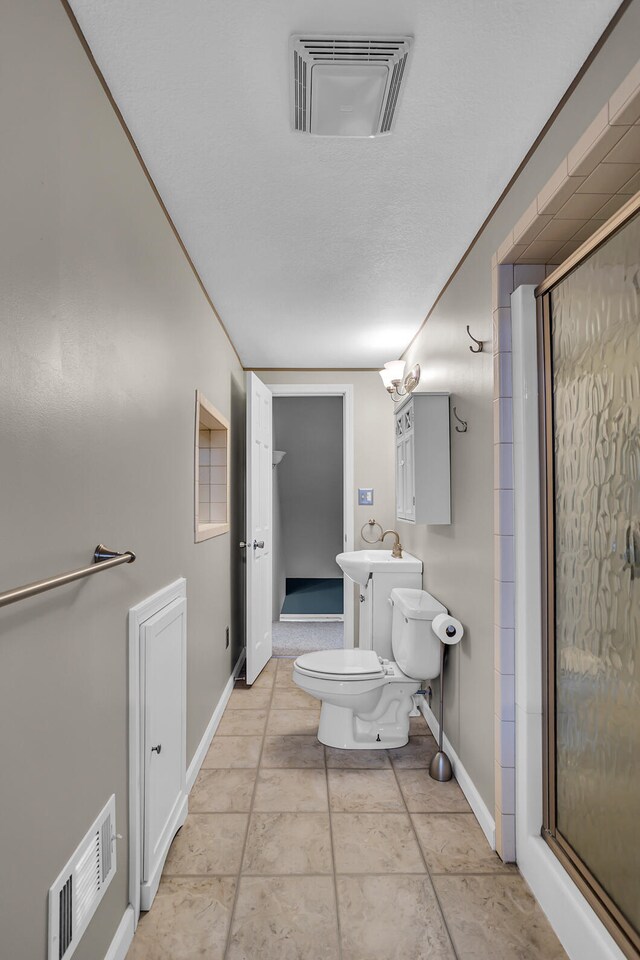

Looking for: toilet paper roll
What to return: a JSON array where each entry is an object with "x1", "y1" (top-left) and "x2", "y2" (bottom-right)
[{"x1": 432, "y1": 613, "x2": 464, "y2": 645}]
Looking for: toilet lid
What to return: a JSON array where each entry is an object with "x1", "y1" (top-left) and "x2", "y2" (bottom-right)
[{"x1": 295, "y1": 649, "x2": 385, "y2": 680}]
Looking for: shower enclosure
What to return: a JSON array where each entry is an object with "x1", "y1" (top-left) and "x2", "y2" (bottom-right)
[{"x1": 536, "y1": 195, "x2": 640, "y2": 958}]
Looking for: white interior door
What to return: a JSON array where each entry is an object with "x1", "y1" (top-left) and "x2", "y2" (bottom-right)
[
  {"x1": 246, "y1": 372, "x2": 273, "y2": 684},
  {"x1": 141, "y1": 598, "x2": 186, "y2": 885}
]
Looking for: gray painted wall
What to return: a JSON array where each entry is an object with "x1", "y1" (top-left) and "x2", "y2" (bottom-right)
[
  {"x1": 272, "y1": 458, "x2": 287, "y2": 618},
  {"x1": 0, "y1": 1, "x2": 244, "y2": 958},
  {"x1": 273, "y1": 397, "x2": 343, "y2": 581}
]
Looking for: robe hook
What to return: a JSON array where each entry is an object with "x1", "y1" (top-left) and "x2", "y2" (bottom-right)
[
  {"x1": 453, "y1": 407, "x2": 468, "y2": 433},
  {"x1": 466, "y1": 325, "x2": 484, "y2": 353}
]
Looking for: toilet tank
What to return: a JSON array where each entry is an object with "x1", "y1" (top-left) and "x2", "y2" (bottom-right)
[{"x1": 390, "y1": 587, "x2": 447, "y2": 680}]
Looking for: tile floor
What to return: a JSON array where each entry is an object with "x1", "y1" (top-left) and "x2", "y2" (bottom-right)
[{"x1": 127, "y1": 657, "x2": 568, "y2": 960}]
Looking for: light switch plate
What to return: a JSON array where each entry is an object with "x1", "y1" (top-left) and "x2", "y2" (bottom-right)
[{"x1": 358, "y1": 488, "x2": 374, "y2": 506}]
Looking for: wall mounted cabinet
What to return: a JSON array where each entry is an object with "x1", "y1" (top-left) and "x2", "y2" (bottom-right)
[{"x1": 395, "y1": 393, "x2": 451, "y2": 525}]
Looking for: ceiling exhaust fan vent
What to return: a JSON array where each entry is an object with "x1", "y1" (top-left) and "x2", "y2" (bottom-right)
[{"x1": 290, "y1": 35, "x2": 412, "y2": 138}]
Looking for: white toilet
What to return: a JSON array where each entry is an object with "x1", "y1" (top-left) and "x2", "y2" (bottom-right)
[{"x1": 293, "y1": 587, "x2": 447, "y2": 749}]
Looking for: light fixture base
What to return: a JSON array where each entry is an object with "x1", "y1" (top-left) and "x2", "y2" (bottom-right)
[
  {"x1": 404, "y1": 363, "x2": 420, "y2": 393},
  {"x1": 387, "y1": 364, "x2": 421, "y2": 402}
]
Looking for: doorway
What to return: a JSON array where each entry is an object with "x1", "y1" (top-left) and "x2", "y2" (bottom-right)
[{"x1": 268, "y1": 384, "x2": 354, "y2": 656}]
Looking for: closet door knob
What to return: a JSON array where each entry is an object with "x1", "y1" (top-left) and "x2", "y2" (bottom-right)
[
  {"x1": 253, "y1": 540, "x2": 265, "y2": 550},
  {"x1": 151, "y1": 744, "x2": 162, "y2": 755}
]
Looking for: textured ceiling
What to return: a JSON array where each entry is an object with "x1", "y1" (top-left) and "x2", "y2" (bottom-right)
[{"x1": 69, "y1": 0, "x2": 619, "y2": 368}]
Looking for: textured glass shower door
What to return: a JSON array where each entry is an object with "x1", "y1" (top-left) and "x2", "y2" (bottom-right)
[{"x1": 539, "y1": 205, "x2": 640, "y2": 957}]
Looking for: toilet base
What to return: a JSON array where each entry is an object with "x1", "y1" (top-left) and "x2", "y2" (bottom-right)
[{"x1": 317, "y1": 702, "x2": 409, "y2": 750}]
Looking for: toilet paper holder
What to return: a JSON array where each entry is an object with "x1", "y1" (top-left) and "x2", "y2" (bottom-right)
[{"x1": 429, "y1": 614, "x2": 464, "y2": 783}]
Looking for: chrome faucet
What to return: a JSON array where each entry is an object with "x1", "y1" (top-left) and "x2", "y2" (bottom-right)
[{"x1": 381, "y1": 529, "x2": 403, "y2": 559}]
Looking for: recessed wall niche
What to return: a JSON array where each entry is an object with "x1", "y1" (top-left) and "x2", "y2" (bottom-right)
[{"x1": 194, "y1": 391, "x2": 230, "y2": 542}]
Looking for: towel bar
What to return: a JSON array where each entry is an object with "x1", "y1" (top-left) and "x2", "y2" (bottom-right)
[{"x1": 0, "y1": 544, "x2": 136, "y2": 609}]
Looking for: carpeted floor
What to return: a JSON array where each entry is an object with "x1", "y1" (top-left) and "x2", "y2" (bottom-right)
[
  {"x1": 272, "y1": 620, "x2": 344, "y2": 657},
  {"x1": 281, "y1": 577, "x2": 344, "y2": 615}
]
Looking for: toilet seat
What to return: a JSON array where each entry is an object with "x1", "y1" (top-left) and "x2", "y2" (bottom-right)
[{"x1": 294, "y1": 648, "x2": 385, "y2": 681}]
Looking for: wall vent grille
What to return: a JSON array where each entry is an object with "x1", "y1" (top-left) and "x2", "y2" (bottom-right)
[
  {"x1": 293, "y1": 50, "x2": 307, "y2": 131},
  {"x1": 290, "y1": 35, "x2": 412, "y2": 137},
  {"x1": 48, "y1": 796, "x2": 117, "y2": 960}
]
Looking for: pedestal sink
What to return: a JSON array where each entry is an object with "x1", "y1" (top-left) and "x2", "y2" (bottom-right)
[
  {"x1": 336, "y1": 550, "x2": 423, "y2": 657},
  {"x1": 336, "y1": 549, "x2": 422, "y2": 586}
]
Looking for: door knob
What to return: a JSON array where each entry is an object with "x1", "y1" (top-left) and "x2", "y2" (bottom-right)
[
  {"x1": 151, "y1": 744, "x2": 162, "y2": 755},
  {"x1": 239, "y1": 541, "x2": 247, "y2": 549},
  {"x1": 253, "y1": 540, "x2": 265, "y2": 550}
]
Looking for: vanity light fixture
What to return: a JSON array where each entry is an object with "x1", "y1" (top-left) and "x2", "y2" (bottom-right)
[{"x1": 379, "y1": 360, "x2": 421, "y2": 402}]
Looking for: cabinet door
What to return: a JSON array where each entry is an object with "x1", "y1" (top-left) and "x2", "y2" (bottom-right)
[
  {"x1": 142, "y1": 598, "x2": 186, "y2": 882},
  {"x1": 396, "y1": 437, "x2": 406, "y2": 519},
  {"x1": 403, "y1": 432, "x2": 416, "y2": 522}
]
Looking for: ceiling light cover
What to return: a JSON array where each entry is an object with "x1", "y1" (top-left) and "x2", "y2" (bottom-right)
[{"x1": 291, "y1": 35, "x2": 412, "y2": 138}]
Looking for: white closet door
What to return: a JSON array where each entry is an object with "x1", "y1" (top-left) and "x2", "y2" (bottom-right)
[{"x1": 142, "y1": 597, "x2": 186, "y2": 883}]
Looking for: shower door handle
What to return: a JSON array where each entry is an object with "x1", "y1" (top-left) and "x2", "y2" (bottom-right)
[{"x1": 623, "y1": 523, "x2": 640, "y2": 581}]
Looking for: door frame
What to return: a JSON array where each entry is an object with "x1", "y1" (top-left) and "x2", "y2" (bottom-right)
[
  {"x1": 128, "y1": 578, "x2": 187, "y2": 927},
  {"x1": 267, "y1": 383, "x2": 355, "y2": 646},
  {"x1": 535, "y1": 193, "x2": 640, "y2": 960}
]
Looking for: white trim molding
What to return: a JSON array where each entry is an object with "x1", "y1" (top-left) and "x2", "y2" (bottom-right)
[
  {"x1": 417, "y1": 695, "x2": 496, "y2": 850},
  {"x1": 266, "y1": 383, "x2": 355, "y2": 646},
  {"x1": 186, "y1": 648, "x2": 246, "y2": 792},
  {"x1": 104, "y1": 906, "x2": 135, "y2": 960}
]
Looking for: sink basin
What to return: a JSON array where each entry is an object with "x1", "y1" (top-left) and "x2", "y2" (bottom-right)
[{"x1": 336, "y1": 549, "x2": 422, "y2": 587}]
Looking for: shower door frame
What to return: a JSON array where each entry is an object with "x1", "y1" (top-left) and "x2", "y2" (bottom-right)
[{"x1": 535, "y1": 191, "x2": 640, "y2": 960}]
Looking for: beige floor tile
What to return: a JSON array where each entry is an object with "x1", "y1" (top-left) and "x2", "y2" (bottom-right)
[
  {"x1": 227, "y1": 686, "x2": 272, "y2": 709},
  {"x1": 251, "y1": 660, "x2": 277, "y2": 688},
  {"x1": 217, "y1": 708, "x2": 268, "y2": 736},
  {"x1": 272, "y1": 687, "x2": 319, "y2": 709},
  {"x1": 126, "y1": 877, "x2": 235, "y2": 960},
  {"x1": 275, "y1": 659, "x2": 298, "y2": 687},
  {"x1": 227, "y1": 875, "x2": 339, "y2": 959},
  {"x1": 162, "y1": 814, "x2": 247, "y2": 876},
  {"x1": 189, "y1": 768, "x2": 257, "y2": 813},
  {"x1": 388, "y1": 735, "x2": 438, "y2": 768},
  {"x1": 337, "y1": 875, "x2": 455, "y2": 960},
  {"x1": 328, "y1": 769, "x2": 404, "y2": 812},
  {"x1": 410, "y1": 713, "x2": 432, "y2": 736},
  {"x1": 332, "y1": 813, "x2": 426, "y2": 874},
  {"x1": 261, "y1": 734, "x2": 326, "y2": 768},
  {"x1": 434, "y1": 875, "x2": 568, "y2": 959},
  {"x1": 396, "y1": 769, "x2": 471, "y2": 813},
  {"x1": 267, "y1": 708, "x2": 320, "y2": 736},
  {"x1": 202, "y1": 736, "x2": 262, "y2": 768},
  {"x1": 243, "y1": 812, "x2": 333, "y2": 874},
  {"x1": 325, "y1": 746, "x2": 391, "y2": 769},
  {"x1": 413, "y1": 814, "x2": 514, "y2": 874},
  {"x1": 254, "y1": 768, "x2": 328, "y2": 811}
]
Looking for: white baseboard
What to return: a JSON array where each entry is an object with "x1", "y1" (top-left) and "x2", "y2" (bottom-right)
[
  {"x1": 417, "y1": 694, "x2": 496, "y2": 850},
  {"x1": 186, "y1": 649, "x2": 246, "y2": 792},
  {"x1": 104, "y1": 905, "x2": 135, "y2": 960}
]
